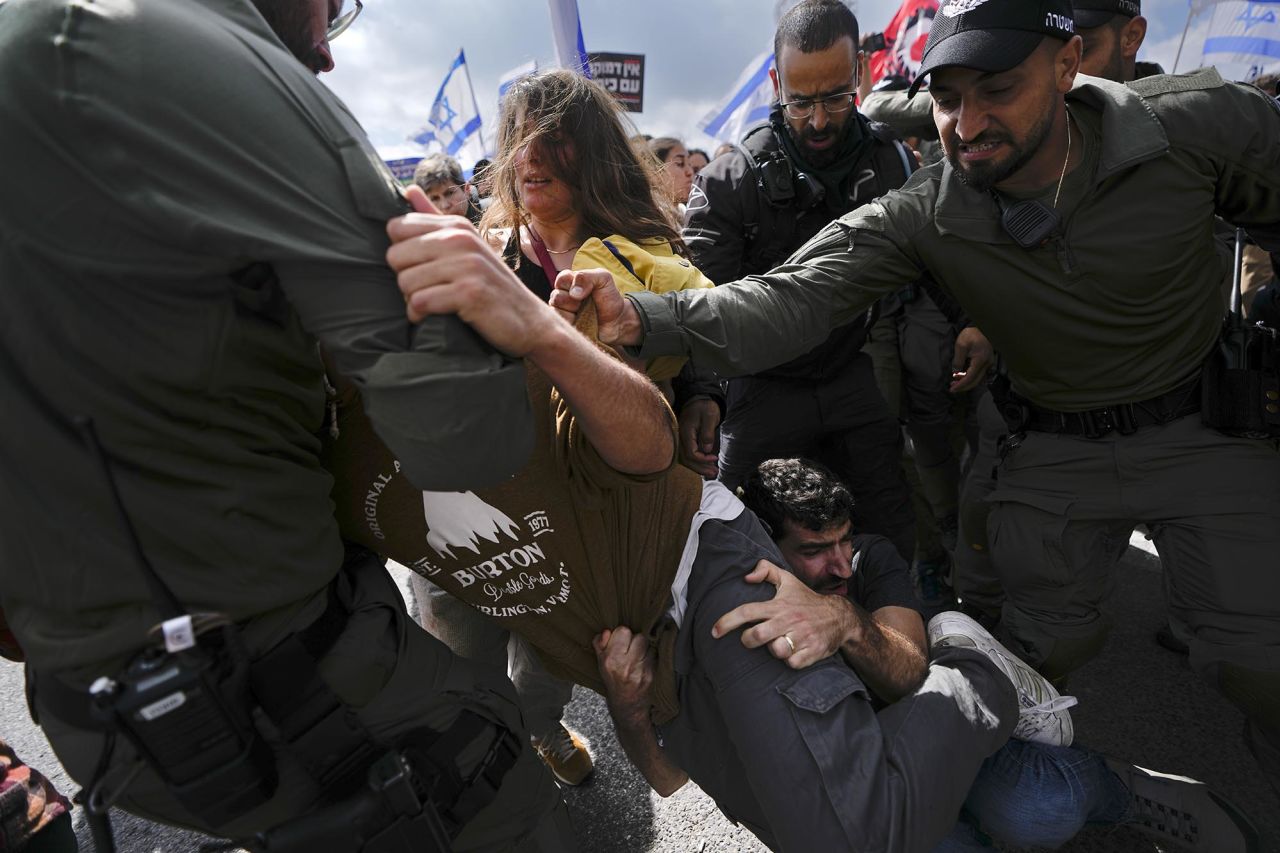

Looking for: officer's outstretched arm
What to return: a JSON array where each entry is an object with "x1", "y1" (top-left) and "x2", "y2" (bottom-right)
[{"x1": 624, "y1": 202, "x2": 928, "y2": 378}]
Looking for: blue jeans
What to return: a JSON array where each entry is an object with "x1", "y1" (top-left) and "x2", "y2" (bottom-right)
[{"x1": 934, "y1": 740, "x2": 1131, "y2": 851}]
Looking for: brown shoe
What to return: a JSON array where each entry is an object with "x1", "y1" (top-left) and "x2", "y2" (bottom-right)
[{"x1": 532, "y1": 723, "x2": 594, "y2": 786}]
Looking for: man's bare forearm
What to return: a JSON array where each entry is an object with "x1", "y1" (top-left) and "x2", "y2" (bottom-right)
[
  {"x1": 838, "y1": 604, "x2": 929, "y2": 703},
  {"x1": 607, "y1": 706, "x2": 688, "y2": 797},
  {"x1": 527, "y1": 318, "x2": 675, "y2": 475}
]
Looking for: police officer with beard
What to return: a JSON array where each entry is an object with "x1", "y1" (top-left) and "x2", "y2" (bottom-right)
[{"x1": 682, "y1": 0, "x2": 993, "y2": 563}]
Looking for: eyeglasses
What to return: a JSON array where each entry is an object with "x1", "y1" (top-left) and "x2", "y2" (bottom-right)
[
  {"x1": 779, "y1": 91, "x2": 857, "y2": 120},
  {"x1": 326, "y1": 0, "x2": 363, "y2": 41}
]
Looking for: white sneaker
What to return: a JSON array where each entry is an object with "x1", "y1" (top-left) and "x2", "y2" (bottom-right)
[{"x1": 927, "y1": 611, "x2": 1077, "y2": 746}]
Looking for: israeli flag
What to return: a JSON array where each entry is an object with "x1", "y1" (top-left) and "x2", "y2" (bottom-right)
[
  {"x1": 547, "y1": 0, "x2": 591, "y2": 76},
  {"x1": 499, "y1": 60, "x2": 539, "y2": 101},
  {"x1": 1199, "y1": 0, "x2": 1280, "y2": 69},
  {"x1": 698, "y1": 51, "x2": 776, "y2": 145},
  {"x1": 410, "y1": 49, "x2": 487, "y2": 173}
]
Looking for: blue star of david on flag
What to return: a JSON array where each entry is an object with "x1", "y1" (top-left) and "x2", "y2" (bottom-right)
[
  {"x1": 410, "y1": 49, "x2": 486, "y2": 166},
  {"x1": 1202, "y1": 0, "x2": 1280, "y2": 64},
  {"x1": 1237, "y1": 2, "x2": 1278, "y2": 29},
  {"x1": 431, "y1": 96, "x2": 458, "y2": 132}
]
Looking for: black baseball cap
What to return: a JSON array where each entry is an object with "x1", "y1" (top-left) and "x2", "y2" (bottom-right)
[
  {"x1": 1073, "y1": 0, "x2": 1141, "y2": 30},
  {"x1": 909, "y1": 0, "x2": 1077, "y2": 96}
]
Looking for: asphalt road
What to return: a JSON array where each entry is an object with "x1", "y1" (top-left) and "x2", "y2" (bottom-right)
[{"x1": 3, "y1": 539, "x2": 1276, "y2": 852}]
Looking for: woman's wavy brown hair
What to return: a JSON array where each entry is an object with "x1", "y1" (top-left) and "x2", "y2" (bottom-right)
[{"x1": 480, "y1": 69, "x2": 684, "y2": 253}]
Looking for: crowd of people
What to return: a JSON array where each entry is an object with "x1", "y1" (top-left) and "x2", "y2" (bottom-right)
[{"x1": 1, "y1": 0, "x2": 1278, "y2": 852}]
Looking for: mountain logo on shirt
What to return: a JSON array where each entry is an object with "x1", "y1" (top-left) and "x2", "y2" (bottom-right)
[{"x1": 421, "y1": 490, "x2": 521, "y2": 559}]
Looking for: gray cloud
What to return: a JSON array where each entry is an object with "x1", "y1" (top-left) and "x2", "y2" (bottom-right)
[{"x1": 322, "y1": 0, "x2": 1264, "y2": 165}]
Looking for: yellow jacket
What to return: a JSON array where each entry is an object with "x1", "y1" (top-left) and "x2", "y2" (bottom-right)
[{"x1": 573, "y1": 235, "x2": 714, "y2": 381}]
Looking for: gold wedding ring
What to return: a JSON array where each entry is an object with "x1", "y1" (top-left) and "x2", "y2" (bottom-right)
[{"x1": 783, "y1": 633, "x2": 796, "y2": 654}]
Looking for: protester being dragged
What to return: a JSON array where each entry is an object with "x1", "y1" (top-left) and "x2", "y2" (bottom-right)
[
  {"x1": 691, "y1": 458, "x2": 1260, "y2": 853},
  {"x1": 400, "y1": 68, "x2": 711, "y2": 786},
  {"x1": 412, "y1": 152, "x2": 483, "y2": 225}
]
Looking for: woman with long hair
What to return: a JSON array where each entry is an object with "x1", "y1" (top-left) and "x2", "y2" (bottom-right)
[
  {"x1": 479, "y1": 71, "x2": 697, "y2": 302},
  {"x1": 405, "y1": 69, "x2": 713, "y2": 790}
]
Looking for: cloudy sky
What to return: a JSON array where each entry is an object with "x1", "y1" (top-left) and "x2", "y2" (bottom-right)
[{"x1": 322, "y1": 0, "x2": 1268, "y2": 164}]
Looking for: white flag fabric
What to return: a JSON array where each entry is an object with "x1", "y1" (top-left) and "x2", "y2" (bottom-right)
[
  {"x1": 1190, "y1": 0, "x2": 1248, "y2": 13},
  {"x1": 697, "y1": 50, "x2": 776, "y2": 146},
  {"x1": 546, "y1": 0, "x2": 590, "y2": 76},
  {"x1": 499, "y1": 60, "x2": 538, "y2": 102},
  {"x1": 1200, "y1": 0, "x2": 1280, "y2": 68},
  {"x1": 410, "y1": 49, "x2": 487, "y2": 175}
]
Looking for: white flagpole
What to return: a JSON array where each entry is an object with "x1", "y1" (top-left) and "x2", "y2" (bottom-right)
[
  {"x1": 461, "y1": 48, "x2": 487, "y2": 156},
  {"x1": 1172, "y1": 5, "x2": 1196, "y2": 72}
]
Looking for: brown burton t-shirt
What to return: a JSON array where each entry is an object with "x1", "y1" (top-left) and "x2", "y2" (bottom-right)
[{"x1": 322, "y1": 331, "x2": 703, "y2": 705}]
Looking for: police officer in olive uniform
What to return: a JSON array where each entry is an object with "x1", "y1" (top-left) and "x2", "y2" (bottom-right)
[
  {"x1": 565, "y1": 0, "x2": 1280, "y2": 793},
  {"x1": 683, "y1": 0, "x2": 946, "y2": 562},
  {"x1": 0, "y1": 0, "x2": 571, "y2": 849},
  {"x1": 954, "y1": 0, "x2": 1168, "y2": 622}
]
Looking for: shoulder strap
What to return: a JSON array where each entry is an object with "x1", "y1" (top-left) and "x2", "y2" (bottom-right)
[
  {"x1": 601, "y1": 239, "x2": 646, "y2": 288},
  {"x1": 731, "y1": 126, "x2": 799, "y2": 273},
  {"x1": 526, "y1": 227, "x2": 563, "y2": 291}
]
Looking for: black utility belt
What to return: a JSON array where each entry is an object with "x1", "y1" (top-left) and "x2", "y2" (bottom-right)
[
  {"x1": 1016, "y1": 377, "x2": 1201, "y2": 439},
  {"x1": 33, "y1": 566, "x2": 521, "y2": 853}
]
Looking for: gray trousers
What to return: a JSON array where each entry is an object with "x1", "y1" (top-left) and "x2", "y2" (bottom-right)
[
  {"x1": 411, "y1": 576, "x2": 574, "y2": 741},
  {"x1": 37, "y1": 554, "x2": 574, "y2": 852},
  {"x1": 659, "y1": 513, "x2": 1018, "y2": 853}
]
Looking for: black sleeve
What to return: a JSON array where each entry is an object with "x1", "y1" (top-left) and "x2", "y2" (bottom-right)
[
  {"x1": 671, "y1": 358, "x2": 725, "y2": 416},
  {"x1": 851, "y1": 535, "x2": 921, "y2": 615},
  {"x1": 1, "y1": 0, "x2": 534, "y2": 493},
  {"x1": 682, "y1": 150, "x2": 755, "y2": 285}
]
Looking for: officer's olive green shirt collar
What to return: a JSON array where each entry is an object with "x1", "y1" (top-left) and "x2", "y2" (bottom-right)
[{"x1": 934, "y1": 74, "x2": 1170, "y2": 243}]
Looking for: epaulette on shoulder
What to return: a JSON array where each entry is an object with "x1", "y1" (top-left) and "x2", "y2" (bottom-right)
[{"x1": 1128, "y1": 67, "x2": 1225, "y2": 98}]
